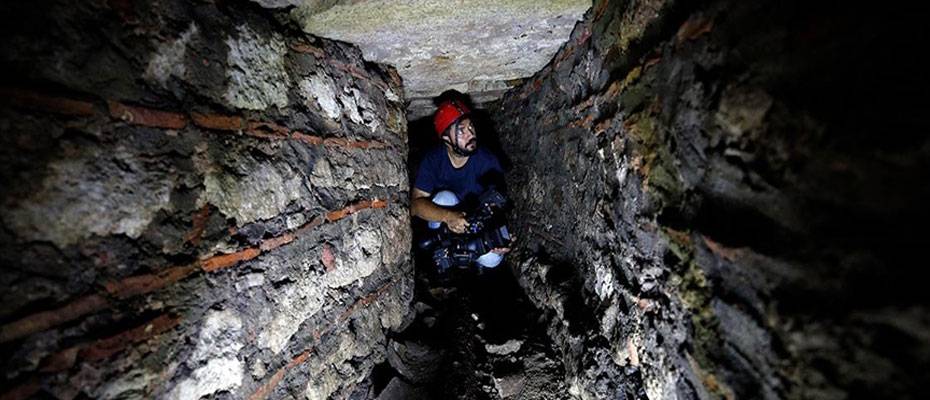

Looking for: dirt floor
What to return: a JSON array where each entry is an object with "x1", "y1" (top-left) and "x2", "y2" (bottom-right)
[{"x1": 369, "y1": 255, "x2": 571, "y2": 400}]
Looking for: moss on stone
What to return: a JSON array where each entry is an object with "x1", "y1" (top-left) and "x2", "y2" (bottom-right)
[
  {"x1": 625, "y1": 112, "x2": 684, "y2": 204},
  {"x1": 615, "y1": 0, "x2": 667, "y2": 54},
  {"x1": 660, "y1": 228, "x2": 724, "y2": 385},
  {"x1": 661, "y1": 227, "x2": 692, "y2": 263}
]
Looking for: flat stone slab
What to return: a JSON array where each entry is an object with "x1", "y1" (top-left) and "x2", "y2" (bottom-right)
[{"x1": 293, "y1": 0, "x2": 590, "y2": 117}]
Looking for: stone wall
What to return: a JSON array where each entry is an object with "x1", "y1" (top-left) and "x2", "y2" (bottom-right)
[
  {"x1": 494, "y1": 0, "x2": 929, "y2": 399},
  {"x1": 0, "y1": 1, "x2": 412, "y2": 399}
]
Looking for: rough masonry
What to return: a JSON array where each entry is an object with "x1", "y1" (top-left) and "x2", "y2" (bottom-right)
[
  {"x1": 494, "y1": 0, "x2": 929, "y2": 399},
  {"x1": 0, "y1": 1, "x2": 413, "y2": 399}
]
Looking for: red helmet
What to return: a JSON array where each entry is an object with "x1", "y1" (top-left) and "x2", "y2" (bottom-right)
[{"x1": 433, "y1": 99, "x2": 471, "y2": 137}]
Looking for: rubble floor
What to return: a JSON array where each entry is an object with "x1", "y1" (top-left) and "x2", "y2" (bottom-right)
[{"x1": 368, "y1": 259, "x2": 571, "y2": 400}]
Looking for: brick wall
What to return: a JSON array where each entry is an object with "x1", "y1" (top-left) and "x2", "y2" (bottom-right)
[
  {"x1": 494, "y1": 0, "x2": 929, "y2": 399},
  {"x1": 0, "y1": 1, "x2": 412, "y2": 399}
]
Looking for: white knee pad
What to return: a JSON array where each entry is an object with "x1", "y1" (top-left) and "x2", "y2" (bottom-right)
[
  {"x1": 428, "y1": 190, "x2": 459, "y2": 229},
  {"x1": 476, "y1": 252, "x2": 503, "y2": 268}
]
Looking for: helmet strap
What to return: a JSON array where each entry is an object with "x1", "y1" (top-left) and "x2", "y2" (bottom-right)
[{"x1": 446, "y1": 121, "x2": 475, "y2": 157}]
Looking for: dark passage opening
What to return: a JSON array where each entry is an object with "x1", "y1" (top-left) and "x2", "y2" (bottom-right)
[{"x1": 366, "y1": 94, "x2": 567, "y2": 399}]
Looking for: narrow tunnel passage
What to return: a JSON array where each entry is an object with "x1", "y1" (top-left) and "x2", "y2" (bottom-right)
[
  {"x1": 363, "y1": 109, "x2": 577, "y2": 399},
  {"x1": 1, "y1": 1, "x2": 929, "y2": 400}
]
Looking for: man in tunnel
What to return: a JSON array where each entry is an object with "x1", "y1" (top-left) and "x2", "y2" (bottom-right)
[{"x1": 410, "y1": 95, "x2": 511, "y2": 270}]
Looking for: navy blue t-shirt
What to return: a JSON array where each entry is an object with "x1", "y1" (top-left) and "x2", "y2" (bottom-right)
[{"x1": 414, "y1": 145, "x2": 504, "y2": 206}]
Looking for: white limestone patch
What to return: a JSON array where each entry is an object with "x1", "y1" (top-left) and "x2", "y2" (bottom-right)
[
  {"x1": 251, "y1": 359, "x2": 267, "y2": 378},
  {"x1": 190, "y1": 309, "x2": 243, "y2": 363},
  {"x1": 235, "y1": 272, "x2": 265, "y2": 291},
  {"x1": 305, "y1": 312, "x2": 381, "y2": 400},
  {"x1": 380, "y1": 213, "x2": 411, "y2": 266},
  {"x1": 326, "y1": 228, "x2": 382, "y2": 288},
  {"x1": 299, "y1": 75, "x2": 341, "y2": 119},
  {"x1": 340, "y1": 86, "x2": 364, "y2": 125},
  {"x1": 644, "y1": 363, "x2": 680, "y2": 400},
  {"x1": 311, "y1": 152, "x2": 405, "y2": 192},
  {"x1": 169, "y1": 357, "x2": 244, "y2": 400},
  {"x1": 201, "y1": 162, "x2": 305, "y2": 226},
  {"x1": 600, "y1": 302, "x2": 619, "y2": 337},
  {"x1": 309, "y1": 156, "x2": 347, "y2": 188},
  {"x1": 348, "y1": 87, "x2": 382, "y2": 133},
  {"x1": 338, "y1": 87, "x2": 383, "y2": 133},
  {"x1": 286, "y1": 212, "x2": 307, "y2": 230},
  {"x1": 2, "y1": 147, "x2": 175, "y2": 247},
  {"x1": 96, "y1": 369, "x2": 159, "y2": 400},
  {"x1": 305, "y1": 369, "x2": 341, "y2": 400},
  {"x1": 611, "y1": 136, "x2": 630, "y2": 187},
  {"x1": 593, "y1": 260, "x2": 615, "y2": 301},
  {"x1": 169, "y1": 310, "x2": 245, "y2": 399},
  {"x1": 224, "y1": 25, "x2": 290, "y2": 110},
  {"x1": 258, "y1": 273, "x2": 326, "y2": 354},
  {"x1": 485, "y1": 339, "x2": 523, "y2": 355},
  {"x1": 255, "y1": 222, "x2": 396, "y2": 355},
  {"x1": 385, "y1": 88, "x2": 401, "y2": 102},
  {"x1": 145, "y1": 22, "x2": 198, "y2": 88}
]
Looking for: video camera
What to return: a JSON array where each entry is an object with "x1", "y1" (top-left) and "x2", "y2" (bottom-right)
[{"x1": 417, "y1": 189, "x2": 512, "y2": 271}]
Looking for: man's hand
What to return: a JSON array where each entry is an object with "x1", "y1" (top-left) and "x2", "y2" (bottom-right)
[
  {"x1": 491, "y1": 235, "x2": 515, "y2": 255},
  {"x1": 443, "y1": 211, "x2": 468, "y2": 233}
]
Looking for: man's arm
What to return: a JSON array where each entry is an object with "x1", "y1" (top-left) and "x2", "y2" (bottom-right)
[{"x1": 410, "y1": 188, "x2": 469, "y2": 233}]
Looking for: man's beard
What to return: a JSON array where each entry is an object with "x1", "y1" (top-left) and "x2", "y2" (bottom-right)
[{"x1": 452, "y1": 139, "x2": 477, "y2": 156}]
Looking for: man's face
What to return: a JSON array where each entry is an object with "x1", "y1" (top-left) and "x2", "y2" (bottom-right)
[{"x1": 446, "y1": 118, "x2": 477, "y2": 154}]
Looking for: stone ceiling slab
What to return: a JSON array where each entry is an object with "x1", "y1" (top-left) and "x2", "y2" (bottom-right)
[{"x1": 292, "y1": 0, "x2": 590, "y2": 118}]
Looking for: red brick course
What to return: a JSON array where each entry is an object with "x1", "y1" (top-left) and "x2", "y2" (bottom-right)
[
  {"x1": 322, "y1": 137, "x2": 389, "y2": 149},
  {"x1": 191, "y1": 113, "x2": 244, "y2": 131},
  {"x1": 291, "y1": 131, "x2": 324, "y2": 145},
  {"x1": 290, "y1": 42, "x2": 326, "y2": 58},
  {"x1": 104, "y1": 264, "x2": 199, "y2": 299},
  {"x1": 701, "y1": 235, "x2": 743, "y2": 262},
  {"x1": 0, "y1": 198, "x2": 391, "y2": 343},
  {"x1": 0, "y1": 294, "x2": 108, "y2": 343},
  {"x1": 189, "y1": 109, "x2": 392, "y2": 149},
  {"x1": 200, "y1": 247, "x2": 261, "y2": 272},
  {"x1": 107, "y1": 101, "x2": 188, "y2": 129},
  {"x1": 39, "y1": 346, "x2": 79, "y2": 373},
  {"x1": 294, "y1": 216, "x2": 324, "y2": 235},
  {"x1": 184, "y1": 205, "x2": 212, "y2": 245},
  {"x1": 325, "y1": 198, "x2": 389, "y2": 222},
  {"x1": 248, "y1": 349, "x2": 311, "y2": 400},
  {"x1": 1, "y1": 88, "x2": 96, "y2": 116},
  {"x1": 330, "y1": 60, "x2": 372, "y2": 82},
  {"x1": 676, "y1": 15, "x2": 715, "y2": 46},
  {"x1": 81, "y1": 314, "x2": 180, "y2": 361},
  {"x1": 40, "y1": 314, "x2": 180, "y2": 372},
  {"x1": 0, "y1": 378, "x2": 40, "y2": 400},
  {"x1": 248, "y1": 277, "x2": 400, "y2": 400},
  {"x1": 246, "y1": 121, "x2": 290, "y2": 138},
  {"x1": 593, "y1": 0, "x2": 610, "y2": 22},
  {"x1": 3, "y1": 90, "x2": 393, "y2": 154},
  {"x1": 260, "y1": 233, "x2": 296, "y2": 252}
]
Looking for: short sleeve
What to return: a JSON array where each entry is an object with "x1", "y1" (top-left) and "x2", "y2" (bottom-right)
[
  {"x1": 414, "y1": 152, "x2": 437, "y2": 194},
  {"x1": 487, "y1": 152, "x2": 503, "y2": 173},
  {"x1": 476, "y1": 150, "x2": 506, "y2": 192}
]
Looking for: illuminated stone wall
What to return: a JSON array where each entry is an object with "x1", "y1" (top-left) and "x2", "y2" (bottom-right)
[{"x1": 0, "y1": 1, "x2": 413, "y2": 398}]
